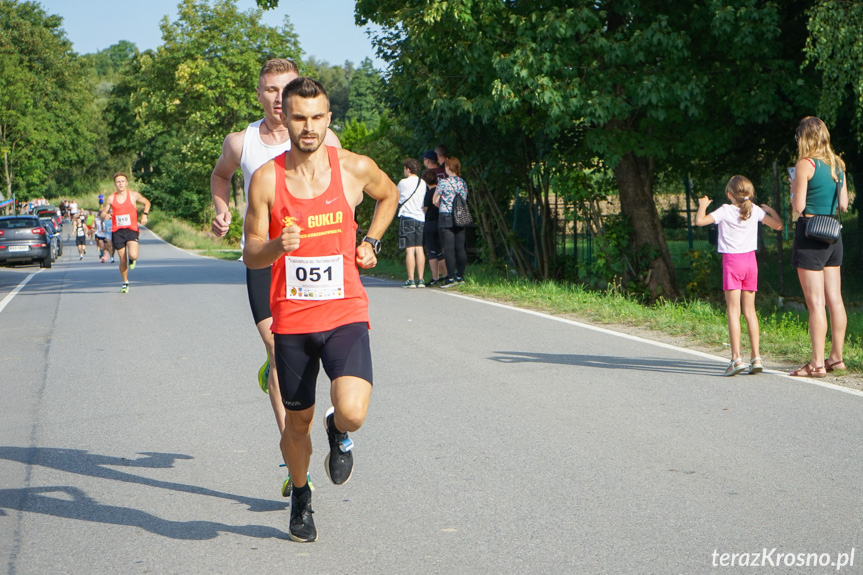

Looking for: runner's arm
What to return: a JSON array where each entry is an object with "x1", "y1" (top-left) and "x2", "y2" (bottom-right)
[
  {"x1": 354, "y1": 157, "x2": 399, "y2": 269},
  {"x1": 211, "y1": 132, "x2": 243, "y2": 236},
  {"x1": 134, "y1": 192, "x2": 152, "y2": 225},
  {"x1": 242, "y1": 162, "x2": 299, "y2": 268},
  {"x1": 99, "y1": 195, "x2": 113, "y2": 221}
]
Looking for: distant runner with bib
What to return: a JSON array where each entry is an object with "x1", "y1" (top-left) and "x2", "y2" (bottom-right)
[
  {"x1": 100, "y1": 172, "x2": 151, "y2": 293},
  {"x1": 243, "y1": 77, "x2": 398, "y2": 543}
]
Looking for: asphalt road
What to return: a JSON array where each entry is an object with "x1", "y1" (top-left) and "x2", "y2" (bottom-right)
[{"x1": 2, "y1": 228, "x2": 862, "y2": 575}]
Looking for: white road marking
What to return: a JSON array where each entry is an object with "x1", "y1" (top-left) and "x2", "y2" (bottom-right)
[{"x1": 0, "y1": 270, "x2": 41, "y2": 314}]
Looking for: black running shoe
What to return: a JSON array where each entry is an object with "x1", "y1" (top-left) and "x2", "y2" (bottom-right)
[
  {"x1": 323, "y1": 406, "x2": 354, "y2": 485},
  {"x1": 289, "y1": 489, "x2": 317, "y2": 542},
  {"x1": 440, "y1": 277, "x2": 457, "y2": 289}
]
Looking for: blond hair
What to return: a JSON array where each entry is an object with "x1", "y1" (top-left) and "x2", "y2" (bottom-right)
[
  {"x1": 259, "y1": 58, "x2": 298, "y2": 80},
  {"x1": 725, "y1": 175, "x2": 755, "y2": 221},
  {"x1": 796, "y1": 116, "x2": 846, "y2": 182}
]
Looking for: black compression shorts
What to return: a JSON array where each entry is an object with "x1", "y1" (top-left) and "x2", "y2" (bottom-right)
[
  {"x1": 246, "y1": 265, "x2": 272, "y2": 325},
  {"x1": 274, "y1": 322, "x2": 373, "y2": 411}
]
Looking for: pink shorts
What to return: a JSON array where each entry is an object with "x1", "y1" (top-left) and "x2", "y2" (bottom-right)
[{"x1": 722, "y1": 252, "x2": 758, "y2": 292}]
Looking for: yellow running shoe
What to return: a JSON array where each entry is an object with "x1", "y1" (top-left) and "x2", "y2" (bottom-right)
[
  {"x1": 257, "y1": 358, "x2": 269, "y2": 394},
  {"x1": 282, "y1": 471, "x2": 314, "y2": 497}
]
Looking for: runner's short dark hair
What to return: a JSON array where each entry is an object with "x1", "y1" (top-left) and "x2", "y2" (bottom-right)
[{"x1": 282, "y1": 77, "x2": 329, "y2": 110}]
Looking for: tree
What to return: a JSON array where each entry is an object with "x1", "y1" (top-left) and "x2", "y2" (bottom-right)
[
  {"x1": 345, "y1": 58, "x2": 385, "y2": 131},
  {"x1": 805, "y1": 1, "x2": 863, "y2": 146},
  {"x1": 107, "y1": 0, "x2": 301, "y2": 222},
  {"x1": 355, "y1": 0, "x2": 812, "y2": 297},
  {"x1": 0, "y1": 0, "x2": 100, "y2": 200},
  {"x1": 305, "y1": 57, "x2": 353, "y2": 126}
]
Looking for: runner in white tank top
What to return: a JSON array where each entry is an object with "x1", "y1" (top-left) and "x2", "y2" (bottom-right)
[
  {"x1": 209, "y1": 59, "x2": 342, "y2": 499},
  {"x1": 239, "y1": 119, "x2": 293, "y2": 253}
]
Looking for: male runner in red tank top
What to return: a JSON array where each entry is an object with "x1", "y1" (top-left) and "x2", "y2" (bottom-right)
[
  {"x1": 99, "y1": 172, "x2": 151, "y2": 293},
  {"x1": 243, "y1": 77, "x2": 398, "y2": 543}
]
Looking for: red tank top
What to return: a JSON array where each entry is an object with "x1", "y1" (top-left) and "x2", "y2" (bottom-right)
[
  {"x1": 269, "y1": 146, "x2": 369, "y2": 334},
  {"x1": 111, "y1": 191, "x2": 138, "y2": 232}
]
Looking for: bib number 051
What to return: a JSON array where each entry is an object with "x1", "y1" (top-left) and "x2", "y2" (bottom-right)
[{"x1": 285, "y1": 255, "x2": 344, "y2": 300}]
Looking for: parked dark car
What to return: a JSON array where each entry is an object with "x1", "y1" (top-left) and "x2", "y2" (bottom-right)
[
  {"x1": 39, "y1": 217, "x2": 63, "y2": 260},
  {"x1": 32, "y1": 204, "x2": 62, "y2": 230},
  {"x1": 0, "y1": 215, "x2": 52, "y2": 268}
]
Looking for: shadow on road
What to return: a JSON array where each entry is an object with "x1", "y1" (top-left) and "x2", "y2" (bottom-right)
[
  {"x1": 0, "y1": 486, "x2": 287, "y2": 540},
  {"x1": 489, "y1": 350, "x2": 721, "y2": 376},
  {"x1": 0, "y1": 447, "x2": 288, "y2": 540}
]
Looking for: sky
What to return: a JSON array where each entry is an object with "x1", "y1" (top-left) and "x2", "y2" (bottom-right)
[{"x1": 36, "y1": 0, "x2": 385, "y2": 69}]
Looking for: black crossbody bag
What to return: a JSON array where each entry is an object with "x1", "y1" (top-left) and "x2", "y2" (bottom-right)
[{"x1": 804, "y1": 176, "x2": 842, "y2": 245}]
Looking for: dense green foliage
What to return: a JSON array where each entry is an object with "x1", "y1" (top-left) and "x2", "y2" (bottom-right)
[
  {"x1": 0, "y1": 0, "x2": 100, "y2": 199},
  {"x1": 353, "y1": 0, "x2": 817, "y2": 297},
  {"x1": 805, "y1": 1, "x2": 863, "y2": 144}
]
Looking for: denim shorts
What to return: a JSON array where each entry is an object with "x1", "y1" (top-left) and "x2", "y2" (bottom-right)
[{"x1": 398, "y1": 217, "x2": 424, "y2": 249}]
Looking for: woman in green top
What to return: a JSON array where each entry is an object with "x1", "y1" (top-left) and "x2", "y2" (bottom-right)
[{"x1": 789, "y1": 116, "x2": 849, "y2": 378}]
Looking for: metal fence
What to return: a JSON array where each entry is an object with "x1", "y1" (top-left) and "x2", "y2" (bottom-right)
[{"x1": 508, "y1": 173, "x2": 862, "y2": 303}]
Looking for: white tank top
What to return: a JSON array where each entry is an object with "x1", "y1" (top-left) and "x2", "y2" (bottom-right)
[{"x1": 239, "y1": 120, "x2": 292, "y2": 251}]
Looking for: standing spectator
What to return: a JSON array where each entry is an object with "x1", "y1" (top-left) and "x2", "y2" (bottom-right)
[
  {"x1": 789, "y1": 116, "x2": 849, "y2": 377},
  {"x1": 69, "y1": 200, "x2": 78, "y2": 221},
  {"x1": 435, "y1": 145, "x2": 449, "y2": 172},
  {"x1": 695, "y1": 176, "x2": 784, "y2": 376},
  {"x1": 397, "y1": 158, "x2": 427, "y2": 288},
  {"x1": 433, "y1": 157, "x2": 469, "y2": 288},
  {"x1": 423, "y1": 150, "x2": 447, "y2": 183},
  {"x1": 421, "y1": 169, "x2": 446, "y2": 285}
]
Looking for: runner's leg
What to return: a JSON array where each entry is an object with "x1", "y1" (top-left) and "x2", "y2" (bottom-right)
[
  {"x1": 127, "y1": 239, "x2": 139, "y2": 262},
  {"x1": 256, "y1": 318, "x2": 286, "y2": 435},
  {"x1": 282, "y1": 406, "x2": 314, "y2": 488},
  {"x1": 117, "y1": 246, "x2": 129, "y2": 283}
]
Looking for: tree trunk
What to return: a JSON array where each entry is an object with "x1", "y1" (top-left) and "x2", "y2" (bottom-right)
[{"x1": 613, "y1": 152, "x2": 679, "y2": 298}]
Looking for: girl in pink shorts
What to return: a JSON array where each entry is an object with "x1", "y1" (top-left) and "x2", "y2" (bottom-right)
[{"x1": 695, "y1": 176, "x2": 784, "y2": 376}]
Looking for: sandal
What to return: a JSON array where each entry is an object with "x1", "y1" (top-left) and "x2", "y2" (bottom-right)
[
  {"x1": 747, "y1": 357, "x2": 763, "y2": 375},
  {"x1": 723, "y1": 358, "x2": 747, "y2": 377},
  {"x1": 789, "y1": 363, "x2": 827, "y2": 378},
  {"x1": 826, "y1": 359, "x2": 847, "y2": 372}
]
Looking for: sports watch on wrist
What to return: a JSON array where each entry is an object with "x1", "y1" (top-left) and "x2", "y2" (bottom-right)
[{"x1": 361, "y1": 236, "x2": 381, "y2": 253}]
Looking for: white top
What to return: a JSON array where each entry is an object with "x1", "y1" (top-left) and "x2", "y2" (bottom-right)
[
  {"x1": 239, "y1": 120, "x2": 292, "y2": 251},
  {"x1": 397, "y1": 175, "x2": 426, "y2": 221},
  {"x1": 241, "y1": 120, "x2": 292, "y2": 202},
  {"x1": 710, "y1": 204, "x2": 766, "y2": 253}
]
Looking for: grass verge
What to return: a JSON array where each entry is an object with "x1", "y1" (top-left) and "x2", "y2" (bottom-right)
[
  {"x1": 146, "y1": 210, "x2": 240, "y2": 258},
  {"x1": 363, "y1": 259, "x2": 862, "y2": 375}
]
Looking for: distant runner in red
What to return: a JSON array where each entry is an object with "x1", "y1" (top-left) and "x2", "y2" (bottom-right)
[
  {"x1": 243, "y1": 77, "x2": 398, "y2": 543},
  {"x1": 100, "y1": 172, "x2": 151, "y2": 293}
]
